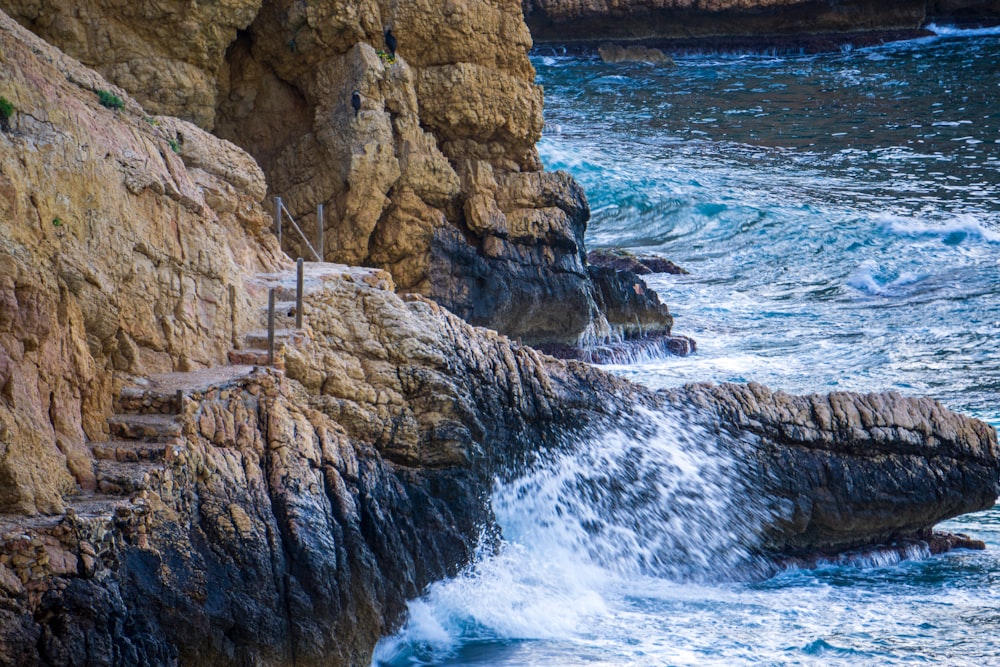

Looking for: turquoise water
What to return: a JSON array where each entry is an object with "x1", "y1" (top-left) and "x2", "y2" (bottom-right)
[{"x1": 373, "y1": 26, "x2": 1000, "y2": 666}]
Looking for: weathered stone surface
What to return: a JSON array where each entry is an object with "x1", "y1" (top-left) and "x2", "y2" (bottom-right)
[
  {"x1": 524, "y1": 0, "x2": 1000, "y2": 45},
  {"x1": 0, "y1": 10, "x2": 284, "y2": 514},
  {"x1": 0, "y1": 0, "x2": 262, "y2": 128},
  {"x1": 0, "y1": 265, "x2": 996, "y2": 666},
  {"x1": 0, "y1": 0, "x2": 674, "y2": 348},
  {"x1": 666, "y1": 382, "x2": 1000, "y2": 554},
  {"x1": 210, "y1": 0, "x2": 631, "y2": 347}
]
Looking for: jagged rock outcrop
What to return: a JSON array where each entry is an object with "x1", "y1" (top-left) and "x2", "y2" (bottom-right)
[
  {"x1": 0, "y1": 259, "x2": 996, "y2": 666},
  {"x1": 667, "y1": 382, "x2": 999, "y2": 554},
  {"x1": 0, "y1": 0, "x2": 674, "y2": 348},
  {"x1": 0, "y1": 10, "x2": 285, "y2": 515},
  {"x1": 524, "y1": 0, "x2": 1000, "y2": 46}
]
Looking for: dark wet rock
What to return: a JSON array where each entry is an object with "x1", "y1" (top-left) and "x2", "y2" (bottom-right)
[
  {"x1": 588, "y1": 248, "x2": 689, "y2": 276},
  {"x1": 598, "y1": 44, "x2": 675, "y2": 65},
  {"x1": 537, "y1": 330, "x2": 697, "y2": 363},
  {"x1": 0, "y1": 271, "x2": 997, "y2": 665},
  {"x1": 665, "y1": 381, "x2": 1000, "y2": 555}
]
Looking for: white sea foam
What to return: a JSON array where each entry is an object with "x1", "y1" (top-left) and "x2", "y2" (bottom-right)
[
  {"x1": 371, "y1": 409, "x2": 776, "y2": 664},
  {"x1": 926, "y1": 22, "x2": 1000, "y2": 38},
  {"x1": 877, "y1": 213, "x2": 1000, "y2": 243}
]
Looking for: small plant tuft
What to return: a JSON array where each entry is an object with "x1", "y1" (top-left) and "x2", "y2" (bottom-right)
[
  {"x1": 168, "y1": 138, "x2": 181, "y2": 154},
  {"x1": 145, "y1": 116, "x2": 160, "y2": 126},
  {"x1": 0, "y1": 96, "x2": 13, "y2": 131},
  {"x1": 97, "y1": 89, "x2": 124, "y2": 110},
  {"x1": 52, "y1": 217, "x2": 63, "y2": 227},
  {"x1": 376, "y1": 49, "x2": 396, "y2": 65}
]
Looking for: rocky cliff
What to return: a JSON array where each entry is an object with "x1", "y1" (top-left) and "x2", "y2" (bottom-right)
[
  {"x1": 1, "y1": 3, "x2": 998, "y2": 666},
  {"x1": 0, "y1": 0, "x2": 676, "y2": 348},
  {"x1": 0, "y1": 9, "x2": 287, "y2": 516},
  {"x1": 0, "y1": 258, "x2": 995, "y2": 666},
  {"x1": 524, "y1": 0, "x2": 1000, "y2": 46}
]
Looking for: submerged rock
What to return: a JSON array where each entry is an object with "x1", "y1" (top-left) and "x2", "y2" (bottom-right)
[{"x1": 598, "y1": 43, "x2": 675, "y2": 64}]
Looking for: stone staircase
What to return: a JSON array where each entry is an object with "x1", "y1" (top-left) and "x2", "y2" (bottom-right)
[
  {"x1": 90, "y1": 386, "x2": 186, "y2": 497},
  {"x1": 0, "y1": 264, "x2": 369, "y2": 585}
]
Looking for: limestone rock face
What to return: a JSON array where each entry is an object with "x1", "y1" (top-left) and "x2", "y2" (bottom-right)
[
  {"x1": 0, "y1": 0, "x2": 262, "y2": 128},
  {"x1": 0, "y1": 11, "x2": 284, "y2": 514},
  {"x1": 212, "y1": 0, "x2": 635, "y2": 346},
  {"x1": 0, "y1": 0, "x2": 674, "y2": 347},
  {"x1": 524, "y1": 0, "x2": 1000, "y2": 44}
]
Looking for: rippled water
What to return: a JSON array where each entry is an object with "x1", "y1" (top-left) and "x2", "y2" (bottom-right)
[{"x1": 373, "y1": 26, "x2": 1000, "y2": 666}]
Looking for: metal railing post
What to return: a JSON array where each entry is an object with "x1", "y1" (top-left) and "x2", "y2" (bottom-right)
[
  {"x1": 274, "y1": 196, "x2": 282, "y2": 246},
  {"x1": 267, "y1": 288, "x2": 276, "y2": 366},
  {"x1": 295, "y1": 258, "x2": 304, "y2": 329},
  {"x1": 317, "y1": 203, "x2": 324, "y2": 262}
]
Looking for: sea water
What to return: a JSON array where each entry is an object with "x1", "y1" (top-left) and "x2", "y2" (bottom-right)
[{"x1": 373, "y1": 26, "x2": 1000, "y2": 666}]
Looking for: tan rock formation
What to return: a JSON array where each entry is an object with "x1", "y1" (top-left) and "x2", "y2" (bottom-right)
[
  {"x1": 0, "y1": 0, "x2": 262, "y2": 128},
  {"x1": 0, "y1": 257, "x2": 995, "y2": 665},
  {"x1": 1, "y1": 0, "x2": 674, "y2": 347},
  {"x1": 0, "y1": 11, "x2": 284, "y2": 514}
]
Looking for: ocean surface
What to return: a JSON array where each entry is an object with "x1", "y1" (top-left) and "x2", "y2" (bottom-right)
[{"x1": 373, "y1": 26, "x2": 1000, "y2": 666}]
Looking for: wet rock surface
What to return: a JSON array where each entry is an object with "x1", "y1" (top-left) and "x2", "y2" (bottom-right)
[
  {"x1": 1, "y1": 266, "x2": 996, "y2": 665},
  {"x1": 666, "y1": 382, "x2": 1000, "y2": 554}
]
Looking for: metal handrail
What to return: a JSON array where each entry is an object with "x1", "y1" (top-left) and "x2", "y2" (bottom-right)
[{"x1": 274, "y1": 197, "x2": 324, "y2": 262}]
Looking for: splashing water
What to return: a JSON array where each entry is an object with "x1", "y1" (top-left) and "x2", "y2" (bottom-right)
[
  {"x1": 374, "y1": 409, "x2": 771, "y2": 665},
  {"x1": 374, "y1": 26, "x2": 1000, "y2": 666}
]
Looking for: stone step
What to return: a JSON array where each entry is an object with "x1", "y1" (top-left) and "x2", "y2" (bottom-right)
[
  {"x1": 266, "y1": 299, "x2": 301, "y2": 321},
  {"x1": 92, "y1": 439, "x2": 181, "y2": 463},
  {"x1": 228, "y1": 348, "x2": 268, "y2": 365},
  {"x1": 107, "y1": 413, "x2": 182, "y2": 441},
  {"x1": 243, "y1": 328, "x2": 305, "y2": 349},
  {"x1": 94, "y1": 460, "x2": 165, "y2": 496},
  {"x1": 116, "y1": 386, "x2": 182, "y2": 415}
]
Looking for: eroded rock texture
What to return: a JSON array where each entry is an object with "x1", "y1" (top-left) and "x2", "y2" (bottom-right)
[
  {"x1": 524, "y1": 0, "x2": 1000, "y2": 44},
  {"x1": 0, "y1": 261, "x2": 995, "y2": 666},
  {"x1": 668, "y1": 382, "x2": 999, "y2": 554},
  {"x1": 0, "y1": 10, "x2": 285, "y2": 514},
  {"x1": 0, "y1": 0, "x2": 673, "y2": 347}
]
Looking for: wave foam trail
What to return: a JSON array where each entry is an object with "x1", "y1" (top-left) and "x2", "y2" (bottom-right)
[
  {"x1": 926, "y1": 22, "x2": 1000, "y2": 37},
  {"x1": 373, "y1": 409, "x2": 772, "y2": 665},
  {"x1": 878, "y1": 214, "x2": 1000, "y2": 245}
]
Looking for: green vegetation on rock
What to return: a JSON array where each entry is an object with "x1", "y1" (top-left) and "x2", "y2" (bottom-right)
[{"x1": 97, "y1": 89, "x2": 124, "y2": 110}]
